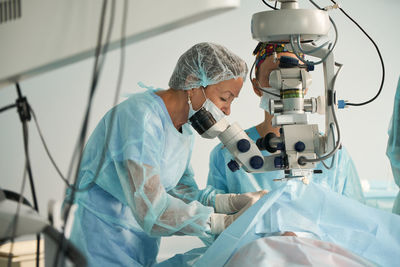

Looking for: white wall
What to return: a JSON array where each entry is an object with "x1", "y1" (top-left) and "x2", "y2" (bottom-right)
[{"x1": 1, "y1": 0, "x2": 399, "y2": 261}]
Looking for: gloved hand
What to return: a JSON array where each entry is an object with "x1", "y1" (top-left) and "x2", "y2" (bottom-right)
[
  {"x1": 210, "y1": 190, "x2": 268, "y2": 234},
  {"x1": 214, "y1": 190, "x2": 268, "y2": 214}
]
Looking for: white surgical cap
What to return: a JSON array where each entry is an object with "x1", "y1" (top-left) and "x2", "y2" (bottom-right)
[{"x1": 169, "y1": 42, "x2": 248, "y2": 90}]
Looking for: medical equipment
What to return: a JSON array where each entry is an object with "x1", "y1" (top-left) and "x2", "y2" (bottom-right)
[
  {"x1": 207, "y1": 126, "x2": 365, "y2": 203},
  {"x1": 191, "y1": 115, "x2": 266, "y2": 172},
  {"x1": 254, "y1": 54, "x2": 329, "y2": 177},
  {"x1": 188, "y1": 92, "x2": 265, "y2": 173},
  {"x1": 212, "y1": 0, "x2": 340, "y2": 178},
  {"x1": 0, "y1": 189, "x2": 87, "y2": 266}
]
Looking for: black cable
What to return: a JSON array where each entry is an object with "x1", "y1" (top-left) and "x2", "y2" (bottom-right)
[
  {"x1": 299, "y1": 60, "x2": 344, "y2": 166},
  {"x1": 3, "y1": 189, "x2": 33, "y2": 208},
  {"x1": 25, "y1": 130, "x2": 41, "y2": 267},
  {"x1": 15, "y1": 83, "x2": 41, "y2": 267},
  {"x1": 290, "y1": 0, "x2": 338, "y2": 67},
  {"x1": 262, "y1": 0, "x2": 278, "y2": 10},
  {"x1": 7, "y1": 167, "x2": 28, "y2": 267},
  {"x1": 54, "y1": 0, "x2": 111, "y2": 263},
  {"x1": 66, "y1": 0, "x2": 111, "y2": 183},
  {"x1": 308, "y1": 0, "x2": 322, "y2": 9},
  {"x1": 1, "y1": 93, "x2": 69, "y2": 266},
  {"x1": 42, "y1": 226, "x2": 87, "y2": 267},
  {"x1": 72, "y1": 0, "x2": 116, "y2": 176},
  {"x1": 66, "y1": 0, "x2": 116, "y2": 186},
  {"x1": 15, "y1": 83, "x2": 39, "y2": 211},
  {"x1": 67, "y1": 0, "x2": 128, "y2": 196},
  {"x1": 54, "y1": 0, "x2": 120, "y2": 265},
  {"x1": 330, "y1": 0, "x2": 385, "y2": 106},
  {"x1": 74, "y1": 0, "x2": 128, "y2": 193},
  {"x1": 29, "y1": 106, "x2": 69, "y2": 186},
  {"x1": 0, "y1": 103, "x2": 17, "y2": 113},
  {"x1": 62, "y1": 0, "x2": 128, "y2": 258}
]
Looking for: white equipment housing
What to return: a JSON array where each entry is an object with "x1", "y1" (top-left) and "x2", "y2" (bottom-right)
[{"x1": 244, "y1": 0, "x2": 337, "y2": 177}]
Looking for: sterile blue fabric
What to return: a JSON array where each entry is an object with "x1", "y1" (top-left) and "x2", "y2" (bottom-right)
[
  {"x1": 68, "y1": 89, "x2": 219, "y2": 266},
  {"x1": 208, "y1": 126, "x2": 365, "y2": 203},
  {"x1": 168, "y1": 42, "x2": 248, "y2": 90},
  {"x1": 386, "y1": 76, "x2": 400, "y2": 215},
  {"x1": 156, "y1": 247, "x2": 207, "y2": 267},
  {"x1": 70, "y1": 184, "x2": 160, "y2": 267},
  {"x1": 195, "y1": 180, "x2": 400, "y2": 267}
]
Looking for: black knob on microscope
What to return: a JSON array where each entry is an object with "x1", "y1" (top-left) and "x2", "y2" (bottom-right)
[
  {"x1": 294, "y1": 141, "x2": 306, "y2": 152},
  {"x1": 227, "y1": 160, "x2": 240, "y2": 172},
  {"x1": 237, "y1": 139, "x2": 251, "y2": 153},
  {"x1": 250, "y1": 156, "x2": 264, "y2": 169},
  {"x1": 256, "y1": 132, "x2": 278, "y2": 153}
]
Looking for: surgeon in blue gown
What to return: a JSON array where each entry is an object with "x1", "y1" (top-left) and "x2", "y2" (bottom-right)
[
  {"x1": 207, "y1": 42, "x2": 365, "y2": 202},
  {"x1": 66, "y1": 42, "x2": 267, "y2": 267},
  {"x1": 387, "y1": 76, "x2": 400, "y2": 214}
]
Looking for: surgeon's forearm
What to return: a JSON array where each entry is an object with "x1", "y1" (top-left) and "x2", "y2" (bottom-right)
[{"x1": 123, "y1": 160, "x2": 213, "y2": 237}]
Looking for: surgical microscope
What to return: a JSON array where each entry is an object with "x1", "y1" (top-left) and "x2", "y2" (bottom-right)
[{"x1": 190, "y1": 0, "x2": 341, "y2": 179}]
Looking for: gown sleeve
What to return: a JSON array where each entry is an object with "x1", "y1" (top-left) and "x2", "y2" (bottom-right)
[
  {"x1": 109, "y1": 98, "x2": 213, "y2": 237},
  {"x1": 167, "y1": 164, "x2": 224, "y2": 208}
]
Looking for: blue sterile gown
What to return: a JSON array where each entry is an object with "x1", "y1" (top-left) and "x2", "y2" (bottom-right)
[
  {"x1": 387, "y1": 77, "x2": 400, "y2": 214},
  {"x1": 67, "y1": 89, "x2": 219, "y2": 267},
  {"x1": 158, "y1": 180, "x2": 400, "y2": 267},
  {"x1": 207, "y1": 126, "x2": 365, "y2": 202},
  {"x1": 195, "y1": 180, "x2": 400, "y2": 267}
]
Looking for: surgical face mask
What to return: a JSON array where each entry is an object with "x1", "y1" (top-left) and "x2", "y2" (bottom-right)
[
  {"x1": 188, "y1": 88, "x2": 226, "y2": 138},
  {"x1": 259, "y1": 88, "x2": 280, "y2": 113},
  {"x1": 202, "y1": 98, "x2": 225, "y2": 121},
  {"x1": 188, "y1": 88, "x2": 225, "y2": 121}
]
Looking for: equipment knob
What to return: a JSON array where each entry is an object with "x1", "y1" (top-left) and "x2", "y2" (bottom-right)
[
  {"x1": 256, "y1": 132, "x2": 278, "y2": 153},
  {"x1": 227, "y1": 160, "x2": 240, "y2": 172},
  {"x1": 274, "y1": 156, "x2": 285, "y2": 168},
  {"x1": 237, "y1": 139, "x2": 251, "y2": 153},
  {"x1": 294, "y1": 141, "x2": 306, "y2": 152},
  {"x1": 250, "y1": 156, "x2": 264, "y2": 169},
  {"x1": 277, "y1": 143, "x2": 285, "y2": 151}
]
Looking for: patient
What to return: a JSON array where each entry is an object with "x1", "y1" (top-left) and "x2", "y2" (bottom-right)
[
  {"x1": 157, "y1": 180, "x2": 400, "y2": 266},
  {"x1": 225, "y1": 236, "x2": 375, "y2": 266},
  {"x1": 203, "y1": 180, "x2": 400, "y2": 266}
]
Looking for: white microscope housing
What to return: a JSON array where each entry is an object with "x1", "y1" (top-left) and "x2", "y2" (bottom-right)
[
  {"x1": 192, "y1": 0, "x2": 339, "y2": 178},
  {"x1": 250, "y1": 0, "x2": 338, "y2": 177}
]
